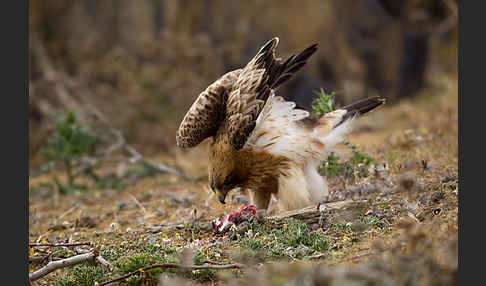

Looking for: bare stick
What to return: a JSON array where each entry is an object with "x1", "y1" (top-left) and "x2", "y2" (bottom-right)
[
  {"x1": 98, "y1": 263, "x2": 244, "y2": 286},
  {"x1": 307, "y1": 253, "x2": 327, "y2": 260},
  {"x1": 201, "y1": 260, "x2": 225, "y2": 265},
  {"x1": 123, "y1": 142, "x2": 188, "y2": 180},
  {"x1": 96, "y1": 255, "x2": 115, "y2": 272},
  {"x1": 29, "y1": 251, "x2": 96, "y2": 281},
  {"x1": 263, "y1": 200, "x2": 367, "y2": 228},
  {"x1": 29, "y1": 242, "x2": 92, "y2": 248}
]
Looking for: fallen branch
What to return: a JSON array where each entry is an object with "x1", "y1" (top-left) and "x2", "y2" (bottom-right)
[
  {"x1": 263, "y1": 200, "x2": 367, "y2": 229},
  {"x1": 29, "y1": 242, "x2": 92, "y2": 248},
  {"x1": 307, "y1": 253, "x2": 327, "y2": 260},
  {"x1": 201, "y1": 260, "x2": 226, "y2": 265},
  {"x1": 29, "y1": 251, "x2": 97, "y2": 281},
  {"x1": 98, "y1": 263, "x2": 244, "y2": 286},
  {"x1": 123, "y1": 139, "x2": 189, "y2": 180},
  {"x1": 96, "y1": 255, "x2": 115, "y2": 272}
]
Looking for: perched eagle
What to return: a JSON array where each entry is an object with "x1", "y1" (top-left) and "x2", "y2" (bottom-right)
[{"x1": 176, "y1": 38, "x2": 384, "y2": 211}]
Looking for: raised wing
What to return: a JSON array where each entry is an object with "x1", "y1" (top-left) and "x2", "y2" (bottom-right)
[
  {"x1": 176, "y1": 37, "x2": 318, "y2": 149},
  {"x1": 221, "y1": 38, "x2": 318, "y2": 150},
  {"x1": 176, "y1": 69, "x2": 241, "y2": 148}
]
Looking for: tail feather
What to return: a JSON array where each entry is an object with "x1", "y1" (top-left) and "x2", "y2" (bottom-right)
[{"x1": 341, "y1": 96, "x2": 386, "y2": 121}]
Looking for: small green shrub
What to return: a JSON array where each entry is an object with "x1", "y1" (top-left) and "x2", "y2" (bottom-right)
[
  {"x1": 37, "y1": 110, "x2": 128, "y2": 194},
  {"x1": 320, "y1": 142, "x2": 376, "y2": 181},
  {"x1": 53, "y1": 263, "x2": 107, "y2": 286},
  {"x1": 238, "y1": 219, "x2": 330, "y2": 261},
  {"x1": 40, "y1": 110, "x2": 99, "y2": 194},
  {"x1": 272, "y1": 219, "x2": 329, "y2": 252},
  {"x1": 41, "y1": 111, "x2": 99, "y2": 162},
  {"x1": 311, "y1": 88, "x2": 336, "y2": 115}
]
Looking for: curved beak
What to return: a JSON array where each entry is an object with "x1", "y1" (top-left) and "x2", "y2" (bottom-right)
[{"x1": 215, "y1": 190, "x2": 226, "y2": 204}]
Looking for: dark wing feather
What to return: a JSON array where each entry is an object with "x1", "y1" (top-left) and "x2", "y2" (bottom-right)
[
  {"x1": 341, "y1": 96, "x2": 386, "y2": 121},
  {"x1": 176, "y1": 70, "x2": 241, "y2": 148},
  {"x1": 269, "y1": 43, "x2": 318, "y2": 89},
  {"x1": 329, "y1": 96, "x2": 386, "y2": 128},
  {"x1": 221, "y1": 37, "x2": 318, "y2": 150}
]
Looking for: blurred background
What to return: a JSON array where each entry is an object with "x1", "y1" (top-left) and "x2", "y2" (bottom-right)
[{"x1": 29, "y1": 0, "x2": 457, "y2": 168}]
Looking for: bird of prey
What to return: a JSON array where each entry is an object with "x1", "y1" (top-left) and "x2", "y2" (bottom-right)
[{"x1": 176, "y1": 37, "x2": 384, "y2": 211}]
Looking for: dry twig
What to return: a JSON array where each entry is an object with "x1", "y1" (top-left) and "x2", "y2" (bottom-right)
[
  {"x1": 307, "y1": 253, "x2": 327, "y2": 260},
  {"x1": 264, "y1": 200, "x2": 367, "y2": 228},
  {"x1": 29, "y1": 242, "x2": 92, "y2": 248},
  {"x1": 29, "y1": 251, "x2": 97, "y2": 281},
  {"x1": 96, "y1": 255, "x2": 115, "y2": 272}
]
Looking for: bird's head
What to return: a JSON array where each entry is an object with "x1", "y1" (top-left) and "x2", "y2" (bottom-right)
[{"x1": 208, "y1": 143, "x2": 244, "y2": 204}]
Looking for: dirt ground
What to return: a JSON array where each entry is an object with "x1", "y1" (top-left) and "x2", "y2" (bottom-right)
[{"x1": 29, "y1": 74, "x2": 458, "y2": 285}]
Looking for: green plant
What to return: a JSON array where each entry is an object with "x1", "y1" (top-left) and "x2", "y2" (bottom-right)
[
  {"x1": 272, "y1": 219, "x2": 329, "y2": 252},
  {"x1": 238, "y1": 219, "x2": 330, "y2": 261},
  {"x1": 311, "y1": 88, "x2": 336, "y2": 115},
  {"x1": 40, "y1": 110, "x2": 99, "y2": 194},
  {"x1": 320, "y1": 141, "x2": 376, "y2": 181},
  {"x1": 53, "y1": 263, "x2": 108, "y2": 286}
]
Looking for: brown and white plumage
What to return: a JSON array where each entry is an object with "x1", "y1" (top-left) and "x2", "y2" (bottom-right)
[{"x1": 176, "y1": 38, "x2": 384, "y2": 211}]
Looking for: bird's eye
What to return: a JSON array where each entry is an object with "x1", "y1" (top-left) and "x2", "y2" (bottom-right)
[{"x1": 223, "y1": 172, "x2": 235, "y2": 186}]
